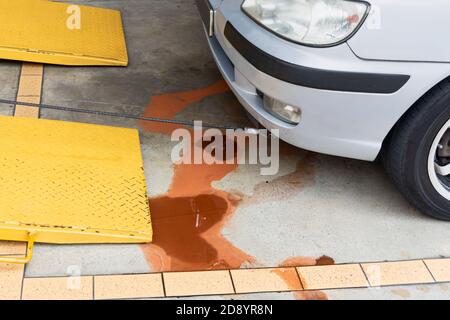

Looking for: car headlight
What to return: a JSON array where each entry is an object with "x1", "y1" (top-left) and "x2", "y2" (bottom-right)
[{"x1": 242, "y1": 0, "x2": 369, "y2": 46}]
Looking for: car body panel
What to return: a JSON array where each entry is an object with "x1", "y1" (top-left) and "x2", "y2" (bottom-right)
[
  {"x1": 200, "y1": 0, "x2": 450, "y2": 161},
  {"x1": 348, "y1": 0, "x2": 450, "y2": 62}
]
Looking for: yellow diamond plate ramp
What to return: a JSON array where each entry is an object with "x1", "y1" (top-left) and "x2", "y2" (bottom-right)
[
  {"x1": 0, "y1": 0, "x2": 128, "y2": 66},
  {"x1": 0, "y1": 116, "x2": 152, "y2": 264}
]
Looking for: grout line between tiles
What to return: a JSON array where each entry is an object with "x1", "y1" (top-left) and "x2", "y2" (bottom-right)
[
  {"x1": 294, "y1": 266, "x2": 306, "y2": 291},
  {"x1": 228, "y1": 269, "x2": 237, "y2": 294},
  {"x1": 160, "y1": 273, "x2": 167, "y2": 298},
  {"x1": 359, "y1": 263, "x2": 371, "y2": 287},
  {"x1": 421, "y1": 259, "x2": 437, "y2": 282}
]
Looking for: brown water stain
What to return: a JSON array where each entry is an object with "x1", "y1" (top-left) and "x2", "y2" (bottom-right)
[
  {"x1": 270, "y1": 267, "x2": 328, "y2": 300},
  {"x1": 143, "y1": 182, "x2": 253, "y2": 271},
  {"x1": 140, "y1": 81, "x2": 253, "y2": 271},
  {"x1": 147, "y1": 193, "x2": 248, "y2": 271},
  {"x1": 280, "y1": 255, "x2": 335, "y2": 268},
  {"x1": 139, "y1": 80, "x2": 230, "y2": 134},
  {"x1": 277, "y1": 256, "x2": 335, "y2": 300},
  {"x1": 139, "y1": 81, "x2": 329, "y2": 299},
  {"x1": 142, "y1": 156, "x2": 253, "y2": 271},
  {"x1": 267, "y1": 264, "x2": 329, "y2": 300},
  {"x1": 243, "y1": 151, "x2": 317, "y2": 206},
  {"x1": 316, "y1": 256, "x2": 335, "y2": 266},
  {"x1": 391, "y1": 288, "x2": 411, "y2": 299},
  {"x1": 417, "y1": 286, "x2": 430, "y2": 294},
  {"x1": 279, "y1": 257, "x2": 317, "y2": 268},
  {"x1": 294, "y1": 291, "x2": 329, "y2": 300}
]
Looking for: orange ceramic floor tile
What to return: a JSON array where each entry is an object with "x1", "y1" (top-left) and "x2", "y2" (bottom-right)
[
  {"x1": 0, "y1": 262, "x2": 24, "y2": 300},
  {"x1": 297, "y1": 264, "x2": 369, "y2": 290},
  {"x1": 0, "y1": 241, "x2": 26, "y2": 256},
  {"x1": 163, "y1": 271, "x2": 234, "y2": 297},
  {"x1": 16, "y1": 75, "x2": 43, "y2": 98},
  {"x1": 361, "y1": 261, "x2": 434, "y2": 287},
  {"x1": 231, "y1": 268, "x2": 302, "y2": 294},
  {"x1": 20, "y1": 63, "x2": 44, "y2": 76},
  {"x1": 15, "y1": 63, "x2": 43, "y2": 118},
  {"x1": 94, "y1": 274, "x2": 165, "y2": 300},
  {"x1": 424, "y1": 259, "x2": 450, "y2": 282},
  {"x1": 22, "y1": 276, "x2": 94, "y2": 300}
]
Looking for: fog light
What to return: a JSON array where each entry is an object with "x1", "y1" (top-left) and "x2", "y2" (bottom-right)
[{"x1": 263, "y1": 95, "x2": 301, "y2": 125}]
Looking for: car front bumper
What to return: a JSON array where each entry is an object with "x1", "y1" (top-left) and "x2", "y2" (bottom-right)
[{"x1": 197, "y1": 0, "x2": 450, "y2": 161}]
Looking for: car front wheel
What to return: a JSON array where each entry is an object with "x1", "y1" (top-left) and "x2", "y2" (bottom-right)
[{"x1": 384, "y1": 80, "x2": 450, "y2": 220}]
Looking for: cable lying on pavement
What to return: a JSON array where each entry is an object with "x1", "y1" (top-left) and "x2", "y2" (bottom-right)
[{"x1": 0, "y1": 98, "x2": 260, "y2": 132}]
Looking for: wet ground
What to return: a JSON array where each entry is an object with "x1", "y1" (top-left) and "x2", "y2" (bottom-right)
[{"x1": 0, "y1": 0, "x2": 450, "y2": 299}]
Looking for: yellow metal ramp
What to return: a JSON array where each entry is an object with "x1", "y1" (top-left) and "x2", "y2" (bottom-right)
[
  {"x1": 0, "y1": 116, "x2": 152, "y2": 264},
  {"x1": 0, "y1": 0, "x2": 128, "y2": 66}
]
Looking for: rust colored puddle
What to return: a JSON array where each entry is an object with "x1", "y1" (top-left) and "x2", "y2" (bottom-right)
[
  {"x1": 150, "y1": 194, "x2": 229, "y2": 266},
  {"x1": 280, "y1": 256, "x2": 334, "y2": 268},
  {"x1": 278, "y1": 256, "x2": 333, "y2": 300},
  {"x1": 316, "y1": 255, "x2": 335, "y2": 266},
  {"x1": 139, "y1": 80, "x2": 230, "y2": 134},
  {"x1": 140, "y1": 80, "x2": 253, "y2": 271},
  {"x1": 141, "y1": 157, "x2": 254, "y2": 271},
  {"x1": 146, "y1": 192, "x2": 251, "y2": 271},
  {"x1": 139, "y1": 81, "x2": 330, "y2": 299},
  {"x1": 295, "y1": 291, "x2": 329, "y2": 300}
]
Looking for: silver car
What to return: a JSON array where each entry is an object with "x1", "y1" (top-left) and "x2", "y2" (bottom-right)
[{"x1": 197, "y1": 0, "x2": 450, "y2": 220}]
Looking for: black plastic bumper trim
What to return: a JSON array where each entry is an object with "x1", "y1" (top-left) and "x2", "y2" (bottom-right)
[{"x1": 224, "y1": 22, "x2": 410, "y2": 94}]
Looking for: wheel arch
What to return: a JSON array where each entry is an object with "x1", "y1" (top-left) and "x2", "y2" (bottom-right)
[{"x1": 379, "y1": 75, "x2": 450, "y2": 159}]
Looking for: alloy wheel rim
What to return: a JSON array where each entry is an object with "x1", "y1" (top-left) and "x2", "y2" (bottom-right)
[{"x1": 428, "y1": 119, "x2": 450, "y2": 201}]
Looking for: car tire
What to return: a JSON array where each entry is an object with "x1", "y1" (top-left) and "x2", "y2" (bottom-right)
[{"x1": 383, "y1": 79, "x2": 450, "y2": 220}]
